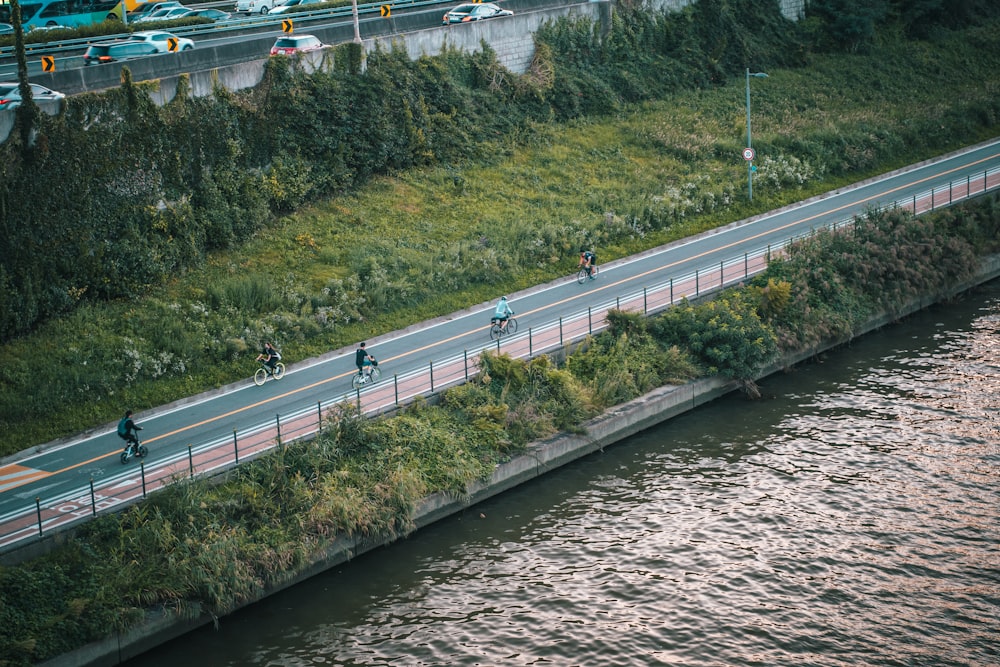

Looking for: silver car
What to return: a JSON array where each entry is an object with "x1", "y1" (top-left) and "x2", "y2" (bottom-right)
[
  {"x1": 442, "y1": 2, "x2": 512, "y2": 24},
  {"x1": 0, "y1": 82, "x2": 65, "y2": 110}
]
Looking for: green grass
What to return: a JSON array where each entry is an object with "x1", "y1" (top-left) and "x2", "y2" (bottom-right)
[{"x1": 2, "y1": 22, "x2": 1000, "y2": 455}]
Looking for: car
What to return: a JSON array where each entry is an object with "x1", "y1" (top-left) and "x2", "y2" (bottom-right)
[
  {"x1": 127, "y1": 1, "x2": 183, "y2": 20},
  {"x1": 83, "y1": 40, "x2": 159, "y2": 65},
  {"x1": 180, "y1": 8, "x2": 231, "y2": 20},
  {"x1": 133, "y1": 6, "x2": 192, "y2": 23},
  {"x1": 0, "y1": 22, "x2": 14, "y2": 35},
  {"x1": 442, "y1": 2, "x2": 512, "y2": 24},
  {"x1": 235, "y1": 0, "x2": 276, "y2": 15},
  {"x1": 268, "y1": 0, "x2": 321, "y2": 14},
  {"x1": 123, "y1": 30, "x2": 194, "y2": 52},
  {"x1": 269, "y1": 34, "x2": 327, "y2": 56},
  {"x1": 0, "y1": 82, "x2": 65, "y2": 110}
]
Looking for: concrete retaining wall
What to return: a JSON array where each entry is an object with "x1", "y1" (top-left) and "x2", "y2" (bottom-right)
[{"x1": 38, "y1": 253, "x2": 1000, "y2": 667}]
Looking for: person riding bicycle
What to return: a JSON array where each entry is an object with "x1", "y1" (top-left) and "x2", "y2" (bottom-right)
[
  {"x1": 256, "y1": 342, "x2": 281, "y2": 374},
  {"x1": 117, "y1": 410, "x2": 142, "y2": 451},
  {"x1": 579, "y1": 246, "x2": 597, "y2": 279},
  {"x1": 355, "y1": 342, "x2": 376, "y2": 378},
  {"x1": 492, "y1": 296, "x2": 514, "y2": 325}
]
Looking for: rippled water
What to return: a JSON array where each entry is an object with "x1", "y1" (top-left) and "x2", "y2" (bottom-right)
[{"x1": 132, "y1": 282, "x2": 1000, "y2": 667}]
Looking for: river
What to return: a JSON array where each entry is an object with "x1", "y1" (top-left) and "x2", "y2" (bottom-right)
[{"x1": 128, "y1": 280, "x2": 1000, "y2": 667}]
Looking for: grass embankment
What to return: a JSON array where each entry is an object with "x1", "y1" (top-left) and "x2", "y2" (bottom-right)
[
  {"x1": 3, "y1": 19, "x2": 1000, "y2": 455},
  {"x1": 2, "y1": 190, "x2": 997, "y2": 667}
]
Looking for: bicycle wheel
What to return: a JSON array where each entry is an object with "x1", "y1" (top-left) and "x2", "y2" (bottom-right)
[
  {"x1": 577, "y1": 268, "x2": 588, "y2": 284},
  {"x1": 254, "y1": 367, "x2": 267, "y2": 386},
  {"x1": 272, "y1": 362, "x2": 285, "y2": 380},
  {"x1": 120, "y1": 451, "x2": 129, "y2": 464},
  {"x1": 489, "y1": 322, "x2": 503, "y2": 341},
  {"x1": 137, "y1": 445, "x2": 148, "y2": 458},
  {"x1": 369, "y1": 366, "x2": 382, "y2": 384},
  {"x1": 506, "y1": 317, "x2": 518, "y2": 335},
  {"x1": 351, "y1": 372, "x2": 364, "y2": 390}
]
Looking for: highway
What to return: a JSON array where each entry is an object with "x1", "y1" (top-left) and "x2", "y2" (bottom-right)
[{"x1": 1, "y1": 138, "x2": 999, "y2": 552}]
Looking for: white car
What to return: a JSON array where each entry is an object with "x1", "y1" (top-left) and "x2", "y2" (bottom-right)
[
  {"x1": 268, "y1": 0, "x2": 321, "y2": 14},
  {"x1": 123, "y1": 30, "x2": 194, "y2": 52},
  {"x1": 234, "y1": 0, "x2": 275, "y2": 14},
  {"x1": 133, "y1": 6, "x2": 192, "y2": 23}
]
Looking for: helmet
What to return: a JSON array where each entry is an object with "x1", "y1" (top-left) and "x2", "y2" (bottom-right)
[{"x1": 501, "y1": 296, "x2": 507, "y2": 300}]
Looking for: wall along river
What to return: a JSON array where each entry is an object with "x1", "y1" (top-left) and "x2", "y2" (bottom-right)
[{"x1": 127, "y1": 280, "x2": 1000, "y2": 667}]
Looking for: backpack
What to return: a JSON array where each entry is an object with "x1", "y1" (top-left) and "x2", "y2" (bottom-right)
[{"x1": 117, "y1": 417, "x2": 128, "y2": 437}]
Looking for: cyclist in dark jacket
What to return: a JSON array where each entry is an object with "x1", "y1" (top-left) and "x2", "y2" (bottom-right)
[{"x1": 117, "y1": 410, "x2": 142, "y2": 446}]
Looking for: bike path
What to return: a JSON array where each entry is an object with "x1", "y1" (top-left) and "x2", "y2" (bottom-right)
[{"x1": 2, "y1": 139, "x2": 999, "y2": 524}]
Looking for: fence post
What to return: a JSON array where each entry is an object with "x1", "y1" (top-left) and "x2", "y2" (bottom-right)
[
  {"x1": 317, "y1": 402, "x2": 323, "y2": 434},
  {"x1": 464, "y1": 350, "x2": 468, "y2": 380},
  {"x1": 931, "y1": 187, "x2": 934, "y2": 210},
  {"x1": 276, "y1": 415, "x2": 282, "y2": 450},
  {"x1": 529, "y1": 328, "x2": 533, "y2": 357},
  {"x1": 233, "y1": 429, "x2": 240, "y2": 465},
  {"x1": 90, "y1": 478, "x2": 96, "y2": 516},
  {"x1": 616, "y1": 296, "x2": 620, "y2": 310},
  {"x1": 696, "y1": 269, "x2": 700, "y2": 296},
  {"x1": 187, "y1": 444, "x2": 194, "y2": 479},
  {"x1": 720, "y1": 260, "x2": 724, "y2": 286},
  {"x1": 588, "y1": 307, "x2": 593, "y2": 335},
  {"x1": 430, "y1": 361, "x2": 434, "y2": 392},
  {"x1": 559, "y1": 317, "x2": 563, "y2": 345},
  {"x1": 35, "y1": 497, "x2": 42, "y2": 536},
  {"x1": 140, "y1": 461, "x2": 147, "y2": 498},
  {"x1": 643, "y1": 288, "x2": 647, "y2": 314},
  {"x1": 394, "y1": 374, "x2": 399, "y2": 406},
  {"x1": 670, "y1": 278, "x2": 674, "y2": 305},
  {"x1": 949, "y1": 180, "x2": 952, "y2": 204},
  {"x1": 745, "y1": 252, "x2": 748, "y2": 278}
]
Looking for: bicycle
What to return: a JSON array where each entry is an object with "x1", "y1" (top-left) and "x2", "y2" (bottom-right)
[
  {"x1": 254, "y1": 361, "x2": 286, "y2": 386},
  {"x1": 120, "y1": 438, "x2": 148, "y2": 464},
  {"x1": 489, "y1": 316, "x2": 518, "y2": 341},
  {"x1": 577, "y1": 264, "x2": 599, "y2": 284},
  {"x1": 351, "y1": 361, "x2": 382, "y2": 389}
]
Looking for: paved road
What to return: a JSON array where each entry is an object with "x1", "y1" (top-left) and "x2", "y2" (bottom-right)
[{"x1": 2, "y1": 138, "x2": 999, "y2": 550}]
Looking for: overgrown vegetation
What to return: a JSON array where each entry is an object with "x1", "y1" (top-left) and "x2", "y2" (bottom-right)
[
  {"x1": 2, "y1": 186, "x2": 997, "y2": 666},
  {"x1": 3, "y1": 5, "x2": 1000, "y2": 662},
  {"x1": 2, "y1": 0, "x2": 999, "y2": 453}
]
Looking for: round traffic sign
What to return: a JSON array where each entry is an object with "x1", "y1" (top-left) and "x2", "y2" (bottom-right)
[{"x1": 742, "y1": 147, "x2": 755, "y2": 161}]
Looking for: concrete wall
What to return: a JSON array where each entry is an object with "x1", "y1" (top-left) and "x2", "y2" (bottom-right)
[{"x1": 1, "y1": 0, "x2": 808, "y2": 138}]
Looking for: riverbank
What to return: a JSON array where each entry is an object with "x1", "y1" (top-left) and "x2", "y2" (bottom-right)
[{"x1": 40, "y1": 252, "x2": 1000, "y2": 667}]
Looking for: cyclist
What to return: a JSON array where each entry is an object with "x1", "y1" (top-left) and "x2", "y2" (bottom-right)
[
  {"x1": 117, "y1": 410, "x2": 142, "y2": 451},
  {"x1": 579, "y1": 246, "x2": 597, "y2": 280},
  {"x1": 256, "y1": 342, "x2": 281, "y2": 374},
  {"x1": 355, "y1": 342, "x2": 376, "y2": 378},
  {"x1": 492, "y1": 296, "x2": 514, "y2": 325}
]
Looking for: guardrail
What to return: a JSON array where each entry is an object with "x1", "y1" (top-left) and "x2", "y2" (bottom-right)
[
  {"x1": 1, "y1": 164, "x2": 998, "y2": 555},
  {"x1": 0, "y1": 0, "x2": 440, "y2": 59}
]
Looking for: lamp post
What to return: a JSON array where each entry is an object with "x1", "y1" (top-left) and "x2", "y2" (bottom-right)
[{"x1": 745, "y1": 68, "x2": 768, "y2": 201}]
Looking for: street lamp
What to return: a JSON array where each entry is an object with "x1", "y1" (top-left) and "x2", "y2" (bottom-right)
[{"x1": 745, "y1": 68, "x2": 768, "y2": 201}]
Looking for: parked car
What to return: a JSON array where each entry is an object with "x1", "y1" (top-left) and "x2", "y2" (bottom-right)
[
  {"x1": 133, "y1": 6, "x2": 192, "y2": 23},
  {"x1": 0, "y1": 82, "x2": 65, "y2": 110},
  {"x1": 442, "y1": 2, "x2": 512, "y2": 24},
  {"x1": 127, "y1": 1, "x2": 183, "y2": 20},
  {"x1": 268, "y1": 0, "x2": 321, "y2": 14},
  {"x1": 235, "y1": 0, "x2": 276, "y2": 15},
  {"x1": 181, "y1": 8, "x2": 231, "y2": 20},
  {"x1": 83, "y1": 40, "x2": 158, "y2": 65},
  {"x1": 269, "y1": 33, "x2": 327, "y2": 55},
  {"x1": 123, "y1": 30, "x2": 195, "y2": 52},
  {"x1": 0, "y1": 23, "x2": 14, "y2": 36}
]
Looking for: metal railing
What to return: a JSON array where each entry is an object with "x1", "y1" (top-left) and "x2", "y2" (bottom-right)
[{"x1": 1, "y1": 163, "x2": 997, "y2": 554}]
